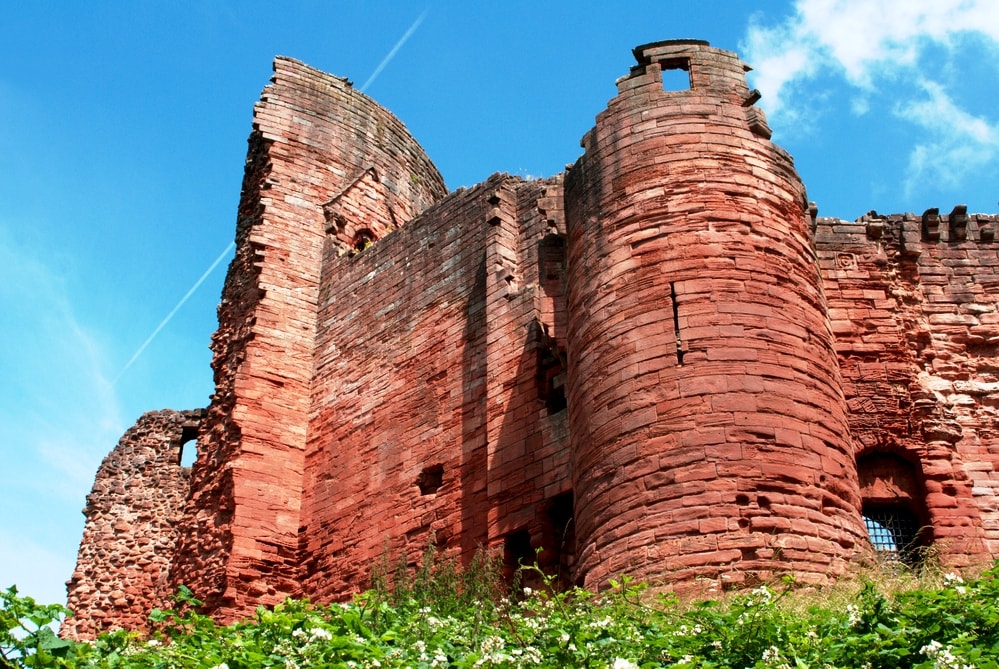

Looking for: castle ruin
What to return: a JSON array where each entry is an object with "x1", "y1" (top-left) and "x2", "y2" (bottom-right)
[{"x1": 66, "y1": 40, "x2": 999, "y2": 639}]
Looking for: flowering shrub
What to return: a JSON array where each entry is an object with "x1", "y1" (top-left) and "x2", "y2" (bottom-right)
[{"x1": 3, "y1": 559, "x2": 999, "y2": 668}]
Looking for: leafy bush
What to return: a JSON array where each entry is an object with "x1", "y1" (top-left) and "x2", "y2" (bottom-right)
[{"x1": 4, "y1": 556, "x2": 999, "y2": 668}]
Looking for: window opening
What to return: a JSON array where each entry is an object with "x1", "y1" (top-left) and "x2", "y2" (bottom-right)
[
  {"x1": 353, "y1": 229, "x2": 375, "y2": 252},
  {"x1": 670, "y1": 282, "x2": 684, "y2": 365},
  {"x1": 863, "y1": 506, "x2": 923, "y2": 565},
  {"x1": 503, "y1": 528, "x2": 533, "y2": 584},
  {"x1": 178, "y1": 424, "x2": 199, "y2": 468},
  {"x1": 417, "y1": 464, "x2": 444, "y2": 495},
  {"x1": 659, "y1": 58, "x2": 691, "y2": 91},
  {"x1": 539, "y1": 492, "x2": 575, "y2": 590},
  {"x1": 534, "y1": 319, "x2": 567, "y2": 415}
]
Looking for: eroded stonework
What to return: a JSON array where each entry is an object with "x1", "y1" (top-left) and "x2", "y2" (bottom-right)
[
  {"x1": 64, "y1": 409, "x2": 202, "y2": 639},
  {"x1": 67, "y1": 41, "x2": 999, "y2": 638}
]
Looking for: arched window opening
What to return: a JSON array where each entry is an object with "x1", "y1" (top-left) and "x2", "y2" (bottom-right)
[{"x1": 857, "y1": 452, "x2": 931, "y2": 565}]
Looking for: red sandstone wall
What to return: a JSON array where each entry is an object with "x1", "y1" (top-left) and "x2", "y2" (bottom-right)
[
  {"x1": 299, "y1": 174, "x2": 573, "y2": 599},
  {"x1": 564, "y1": 41, "x2": 865, "y2": 590},
  {"x1": 69, "y1": 45, "x2": 999, "y2": 637},
  {"x1": 65, "y1": 409, "x2": 201, "y2": 640},
  {"x1": 170, "y1": 57, "x2": 447, "y2": 618},
  {"x1": 816, "y1": 211, "x2": 999, "y2": 564}
]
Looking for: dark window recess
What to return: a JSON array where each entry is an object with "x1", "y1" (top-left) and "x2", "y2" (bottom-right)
[
  {"x1": 353, "y1": 229, "x2": 375, "y2": 252},
  {"x1": 659, "y1": 57, "x2": 691, "y2": 91},
  {"x1": 535, "y1": 323, "x2": 567, "y2": 415},
  {"x1": 863, "y1": 506, "x2": 923, "y2": 565},
  {"x1": 539, "y1": 492, "x2": 575, "y2": 591},
  {"x1": 670, "y1": 282, "x2": 685, "y2": 365},
  {"x1": 417, "y1": 464, "x2": 444, "y2": 495},
  {"x1": 503, "y1": 529, "x2": 534, "y2": 584},
  {"x1": 178, "y1": 424, "x2": 199, "y2": 468}
]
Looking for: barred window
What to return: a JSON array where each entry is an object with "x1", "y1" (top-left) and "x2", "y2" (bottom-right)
[{"x1": 863, "y1": 506, "x2": 922, "y2": 565}]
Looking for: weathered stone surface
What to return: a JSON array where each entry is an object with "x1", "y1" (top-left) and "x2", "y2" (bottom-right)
[
  {"x1": 67, "y1": 42, "x2": 999, "y2": 637},
  {"x1": 64, "y1": 409, "x2": 202, "y2": 640}
]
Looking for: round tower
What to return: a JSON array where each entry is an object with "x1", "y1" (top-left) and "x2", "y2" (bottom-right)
[{"x1": 564, "y1": 41, "x2": 866, "y2": 589}]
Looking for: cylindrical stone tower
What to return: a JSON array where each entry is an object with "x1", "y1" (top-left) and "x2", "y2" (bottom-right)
[{"x1": 565, "y1": 40, "x2": 867, "y2": 589}]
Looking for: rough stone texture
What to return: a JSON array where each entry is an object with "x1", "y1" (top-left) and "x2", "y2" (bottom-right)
[
  {"x1": 815, "y1": 211, "x2": 999, "y2": 563},
  {"x1": 64, "y1": 409, "x2": 202, "y2": 640},
  {"x1": 68, "y1": 42, "x2": 999, "y2": 637},
  {"x1": 565, "y1": 41, "x2": 864, "y2": 590},
  {"x1": 166, "y1": 57, "x2": 447, "y2": 621}
]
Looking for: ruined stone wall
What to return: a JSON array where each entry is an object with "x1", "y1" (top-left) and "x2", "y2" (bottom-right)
[
  {"x1": 69, "y1": 43, "x2": 999, "y2": 637},
  {"x1": 299, "y1": 173, "x2": 573, "y2": 599},
  {"x1": 169, "y1": 56, "x2": 447, "y2": 620},
  {"x1": 65, "y1": 409, "x2": 202, "y2": 640},
  {"x1": 564, "y1": 41, "x2": 865, "y2": 590},
  {"x1": 817, "y1": 211, "x2": 999, "y2": 564}
]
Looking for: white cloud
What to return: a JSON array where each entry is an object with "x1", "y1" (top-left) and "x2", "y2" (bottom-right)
[
  {"x1": 895, "y1": 78, "x2": 999, "y2": 193},
  {"x1": 743, "y1": 0, "x2": 999, "y2": 193}
]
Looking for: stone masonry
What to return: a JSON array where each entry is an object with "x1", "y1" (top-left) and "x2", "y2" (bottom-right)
[{"x1": 67, "y1": 41, "x2": 999, "y2": 638}]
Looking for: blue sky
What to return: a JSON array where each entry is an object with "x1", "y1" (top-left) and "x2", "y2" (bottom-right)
[{"x1": 2, "y1": 1, "x2": 997, "y2": 607}]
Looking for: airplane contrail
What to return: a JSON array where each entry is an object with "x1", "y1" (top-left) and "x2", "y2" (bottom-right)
[
  {"x1": 360, "y1": 9, "x2": 429, "y2": 93},
  {"x1": 115, "y1": 12, "x2": 426, "y2": 384},
  {"x1": 113, "y1": 240, "x2": 235, "y2": 385}
]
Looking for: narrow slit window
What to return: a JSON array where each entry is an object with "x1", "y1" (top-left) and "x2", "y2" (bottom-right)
[{"x1": 671, "y1": 282, "x2": 684, "y2": 365}]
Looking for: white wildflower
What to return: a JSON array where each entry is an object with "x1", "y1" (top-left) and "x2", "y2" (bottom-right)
[
  {"x1": 480, "y1": 635, "x2": 505, "y2": 653},
  {"x1": 762, "y1": 645, "x2": 791, "y2": 668},
  {"x1": 146, "y1": 639, "x2": 160, "y2": 646},
  {"x1": 611, "y1": 659, "x2": 639, "y2": 669},
  {"x1": 922, "y1": 640, "x2": 944, "y2": 656},
  {"x1": 846, "y1": 603, "x2": 862, "y2": 627},
  {"x1": 921, "y1": 639, "x2": 976, "y2": 669},
  {"x1": 209, "y1": 664, "x2": 229, "y2": 669},
  {"x1": 523, "y1": 586, "x2": 534, "y2": 596},
  {"x1": 309, "y1": 627, "x2": 332, "y2": 642},
  {"x1": 751, "y1": 585, "x2": 773, "y2": 605}
]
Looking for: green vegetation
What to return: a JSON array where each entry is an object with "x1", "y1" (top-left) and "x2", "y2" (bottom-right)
[{"x1": 5, "y1": 552, "x2": 999, "y2": 668}]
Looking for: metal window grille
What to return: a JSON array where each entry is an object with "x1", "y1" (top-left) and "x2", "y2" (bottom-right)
[{"x1": 863, "y1": 508, "x2": 921, "y2": 563}]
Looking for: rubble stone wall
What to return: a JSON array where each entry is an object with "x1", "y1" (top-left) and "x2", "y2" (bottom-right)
[{"x1": 65, "y1": 409, "x2": 202, "y2": 640}]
